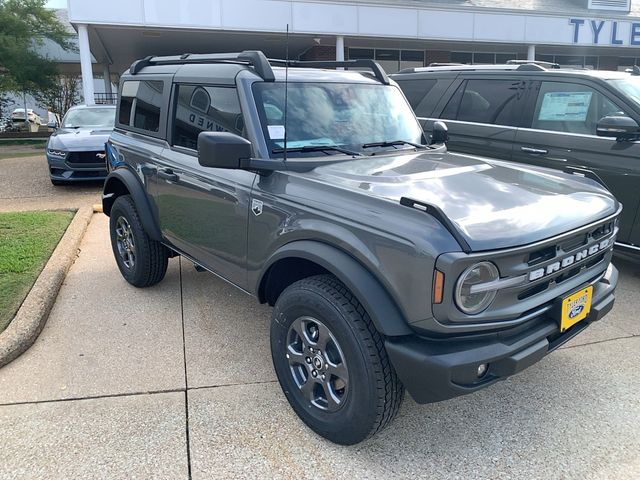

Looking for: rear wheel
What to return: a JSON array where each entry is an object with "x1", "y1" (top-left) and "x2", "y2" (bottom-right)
[
  {"x1": 109, "y1": 195, "x2": 169, "y2": 287},
  {"x1": 270, "y1": 274, "x2": 404, "y2": 445}
]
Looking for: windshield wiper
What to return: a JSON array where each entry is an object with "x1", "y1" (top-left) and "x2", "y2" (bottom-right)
[
  {"x1": 361, "y1": 140, "x2": 425, "y2": 149},
  {"x1": 272, "y1": 145, "x2": 362, "y2": 156}
]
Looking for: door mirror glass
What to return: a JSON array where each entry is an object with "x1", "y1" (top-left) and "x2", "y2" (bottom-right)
[
  {"x1": 197, "y1": 131, "x2": 252, "y2": 169},
  {"x1": 596, "y1": 115, "x2": 640, "y2": 140},
  {"x1": 431, "y1": 121, "x2": 449, "y2": 145}
]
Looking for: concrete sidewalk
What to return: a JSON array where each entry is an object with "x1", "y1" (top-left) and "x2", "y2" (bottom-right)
[{"x1": 0, "y1": 214, "x2": 638, "y2": 479}]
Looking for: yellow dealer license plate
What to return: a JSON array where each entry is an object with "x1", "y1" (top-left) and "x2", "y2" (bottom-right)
[{"x1": 560, "y1": 286, "x2": 593, "y2": 332}]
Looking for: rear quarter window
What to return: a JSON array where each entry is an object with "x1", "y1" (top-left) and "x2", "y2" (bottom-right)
[{"x1": 118, "y1": 80, "x2": 165, "y2": 134}]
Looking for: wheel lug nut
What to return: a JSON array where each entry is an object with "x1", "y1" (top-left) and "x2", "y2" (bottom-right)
[
  {"x1": 309, "y1": 347, "x2": 314, "y2": 353},
  {"x1": 305, "y1": 357, "x2": 311, "y2": 364},
  {"x1": 321, "y1": 374, "x2": 326, "y2": 380},
  {"x1": 312, "y1": 370, "x2": 317, "y2": 377}
]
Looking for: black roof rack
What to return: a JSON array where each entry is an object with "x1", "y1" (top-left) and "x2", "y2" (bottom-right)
[
  {"x1": 129, "y1": 50, "x2": 276, "y2": 81},
  {"x1": 269, "y1": 59, "x2": 390, "y2": 84},
  {"x1": 129, "y1": 51, "x2": 391, "y2": 84}
]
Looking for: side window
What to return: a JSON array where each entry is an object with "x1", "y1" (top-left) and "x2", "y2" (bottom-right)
[
  {"x1": 172, "y1": 85, "x2": 243, "y2": 150},
  {"x1": 455, "y1": 80, "x2": 520, "y2": 126},
  {"x1": 397, "y1": 79, "x2": 437, "y2": 115},
  {"x1": 441, "y1": 81, "x2": 465, "y2": 120},
  {"x1": 531, "y1": 82, "x2": 628, "y2": 135},
  {"x1": 118, "y1": 80, "x2": 164, "y2": 133}
]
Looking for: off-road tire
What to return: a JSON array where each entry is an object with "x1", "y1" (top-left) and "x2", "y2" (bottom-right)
[
  {"x1": 271, "y1": 274, "x2": 404, "y2": 445},
  {"x1": 109, "y1": 194, "x2": 169, "y2": 287}
]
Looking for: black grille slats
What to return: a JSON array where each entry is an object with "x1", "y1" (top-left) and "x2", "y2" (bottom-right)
[{"x1": 67, "y1": 151, "x2": 106, "y2": 165}]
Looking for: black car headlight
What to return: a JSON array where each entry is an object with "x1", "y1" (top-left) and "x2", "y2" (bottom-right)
[
  {"x1": 47, "y1": 148, "x2": 67, "y2": 159},
  {"x1": 454, "y1": 261, "x2": 499, "y2": 315}
]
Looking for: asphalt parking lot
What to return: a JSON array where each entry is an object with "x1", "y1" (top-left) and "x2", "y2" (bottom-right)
[
  {"x1": 0, "y1": 213, "x2": 638, "y2": 479},
  {"x1": 0, "y1": 154, "x2": 101, "y2": 212}
]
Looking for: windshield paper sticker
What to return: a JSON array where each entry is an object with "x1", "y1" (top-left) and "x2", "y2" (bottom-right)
[
  {"x1": 267, "y1": 125, "x2": 285, "y2": 139},
  {"x1": 538, "y1": 92, "x2": 593, "y2": 122}
]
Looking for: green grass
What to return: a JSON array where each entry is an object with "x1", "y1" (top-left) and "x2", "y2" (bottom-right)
[{"x1": 0, "y1": 211, "x2": 74, "y2": 333}]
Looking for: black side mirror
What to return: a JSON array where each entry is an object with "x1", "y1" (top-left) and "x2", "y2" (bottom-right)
[
  {"x1": 596, "y1": 115, "x2": 640, "y2": 141},
  {"x1": 431, "y1": 121, "x2": 449, "y2": 145},
  {"x1": 197, "y1": 131, "x2": 252, "y2": 169},
  {"x1": 47, "y1": 121, "x2": 58, "y2": 129}
]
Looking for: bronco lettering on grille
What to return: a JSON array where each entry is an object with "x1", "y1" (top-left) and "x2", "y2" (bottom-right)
[{"x1": 528, "y1": 237, "x2": 612, "y2": 282}]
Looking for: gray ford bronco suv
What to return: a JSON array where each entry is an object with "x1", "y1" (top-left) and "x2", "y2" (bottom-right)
[{"x1": 103, "y1": 51, "x2": 620, "y2": 445}]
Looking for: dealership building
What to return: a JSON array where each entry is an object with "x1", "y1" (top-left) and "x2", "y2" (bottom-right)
[{"x1": 63, "y1": 0, "x2": 640, "y2": 104}]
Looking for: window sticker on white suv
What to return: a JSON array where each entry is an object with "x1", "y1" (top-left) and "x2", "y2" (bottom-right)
[{"x1": 538, "y1": 92, "x2": 593, "y2": 122}]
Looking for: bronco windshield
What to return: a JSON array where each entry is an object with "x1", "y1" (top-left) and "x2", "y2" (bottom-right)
[
  {"x1": 62, "y1": 108, "x2": 115, "y2": 128},
  {"x1": 253, "y1": 82, "x2": 424, "y2": 158}
]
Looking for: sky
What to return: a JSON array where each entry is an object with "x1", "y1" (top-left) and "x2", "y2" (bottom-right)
[{"x1": 45, "y1": 0, "x2": 67, "y2": 8}]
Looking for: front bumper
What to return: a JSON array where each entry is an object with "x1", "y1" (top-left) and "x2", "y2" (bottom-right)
[
  {"x1": 47, "y1": 154, "x2": 107, "y2": 182},
  {"x1": 386, "y1": 263, "x2": 618, "y2": 404}
]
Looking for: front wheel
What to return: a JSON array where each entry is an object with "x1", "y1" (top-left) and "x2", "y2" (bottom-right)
[
  {"x1": 109, "y1": 195, "x2": 169, "y2": 287},
  {"x1": 270, "y1": 274, "x2": 404, "y2": 445}
]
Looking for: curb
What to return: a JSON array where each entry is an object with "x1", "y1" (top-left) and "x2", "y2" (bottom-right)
[{"x1": 0, "y1": 206, "x2": 94, "y2": 368}]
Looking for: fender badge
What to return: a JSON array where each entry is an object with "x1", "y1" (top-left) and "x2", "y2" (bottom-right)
[{"x1": 251, "y1": 199, "x2": 263, "y2": 216}]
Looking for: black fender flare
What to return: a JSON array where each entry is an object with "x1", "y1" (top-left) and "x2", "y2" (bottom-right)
[
  {"x1": 102, "y1": 168, "x2": 162, "y2": 242},
  {"x1": 258, "y1": 241, "x2": 413, "y2": 337}
]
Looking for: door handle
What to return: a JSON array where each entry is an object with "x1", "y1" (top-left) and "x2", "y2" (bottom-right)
[
  {"x1": 158, "y1": 168, "x2": 179, "y2": 182},
  {"x1": 520, "y1": 146, "x2": 548, "y2": 155}
]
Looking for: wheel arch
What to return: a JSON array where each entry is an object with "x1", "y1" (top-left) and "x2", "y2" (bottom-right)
[
  {"x1": 102, "y1": 168, "x2": 162, "y2": 242},
  {"x1": 258, "y1": 241, "x2": 413, "y2": 337}
]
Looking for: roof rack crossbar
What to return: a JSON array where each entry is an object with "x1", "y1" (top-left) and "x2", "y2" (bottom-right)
[
  {"x1": 129, "y1": 50, "x2": 276, "y2": 81},
  {"x1": 269, "y1": 58, "x2": 390, "y2": 84}
]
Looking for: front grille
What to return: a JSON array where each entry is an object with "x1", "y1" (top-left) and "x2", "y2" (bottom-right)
[
  {"x1": 434, "y1": 211, "x2": 619, "y2": 326},
  {"x1": 67, "y1": 151, "x2": 106, "y2": 165}
]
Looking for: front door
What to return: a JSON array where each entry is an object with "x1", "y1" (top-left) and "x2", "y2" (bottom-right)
[
  {"x1": 153, "y1": 83, "x2": 255, "y2": 288},
  {"x1": 512, "y1": 80, "x2": 640, "y2": 245}
]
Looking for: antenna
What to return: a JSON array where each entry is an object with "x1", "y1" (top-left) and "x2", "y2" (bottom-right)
[{"x1": 283, "y1": 24, "x2": 289, "y2": 163}]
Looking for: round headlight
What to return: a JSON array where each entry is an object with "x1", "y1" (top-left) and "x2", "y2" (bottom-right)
[{"x1": 455, "y1": 261, "x2": 499, "y2": 315}]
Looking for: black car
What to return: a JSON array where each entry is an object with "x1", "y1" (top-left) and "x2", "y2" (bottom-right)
[
  {"x1": 392, "y1": 63, "x2": 640, "y2": 256},
  {"x1": 46, "y1": 104, "x2": 116, "y2": 185}
]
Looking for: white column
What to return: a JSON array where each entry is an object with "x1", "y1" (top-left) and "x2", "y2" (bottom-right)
[
  {"x1": 527, "y1": 45, "x2": 536, "y2": 61},
  {"x1": 78, "y1": 24, "x2": 95, "y2": 105},
  {"x1": 336, "y1": 35, "x2": 344, "y2": 62},
  {"x1": 102, "y1": 63, "x2": 112, "y2": 95}
]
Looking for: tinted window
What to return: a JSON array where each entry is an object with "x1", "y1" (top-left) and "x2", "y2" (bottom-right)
[
  {"x1": 531, "y1": 82, "x2": 627, "y2": 135},
  {"x1": 455, "y1": 80, "x2": 520, "y2": 125},
  {"x1": 118, "y1": 80, "x2": 164, "y2": 132},
  {"x1": 172, "y1": 85, "x2": 243, "y2": 150},
  {"x1": 398, "y1": 79, "x2": 437, "y2": 112},
  {"x1": 441, "y1": 82, "x2": 465, "y2": 120}
]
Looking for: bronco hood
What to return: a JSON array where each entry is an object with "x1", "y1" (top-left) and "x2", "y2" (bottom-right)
[
  {"x1": 312, "y1": 150, "x2": 619, "y2": 251},
  {"x1": 48, "y1": 127, "x2": 113, "y2": 151}
]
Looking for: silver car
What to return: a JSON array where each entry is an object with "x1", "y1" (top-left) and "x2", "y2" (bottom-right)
[{"x1": 46, "y1": 104, "x2": 116, "y2": 185}]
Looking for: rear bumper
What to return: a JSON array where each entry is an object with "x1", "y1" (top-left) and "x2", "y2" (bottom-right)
[{"x1": 386, "y1": 263, "x2": 618, "y2": 404}]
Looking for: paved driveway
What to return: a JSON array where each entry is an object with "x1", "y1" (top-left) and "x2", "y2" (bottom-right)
[
  {"x1": 0, "y1": 154, "x2": 101, "y2": 212},
  {"x1": 0, "y1": 214, "x2": 638, "y2": 479}
]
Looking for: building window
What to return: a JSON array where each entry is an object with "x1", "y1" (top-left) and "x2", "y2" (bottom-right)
[
  {"x1": 450, "y1": 52, "x2": 518, "y2": 65},
  {"x1": 348, "y1": 48, "x2": 425, "y2": 73},
  {"x1": 536, "y1": 55, "x2": 599, "y2": 70}
]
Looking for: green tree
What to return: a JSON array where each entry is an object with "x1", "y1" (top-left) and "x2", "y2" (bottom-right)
[{"x1": 0, "y1": 0, "x2": 73, "y2": 96}]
